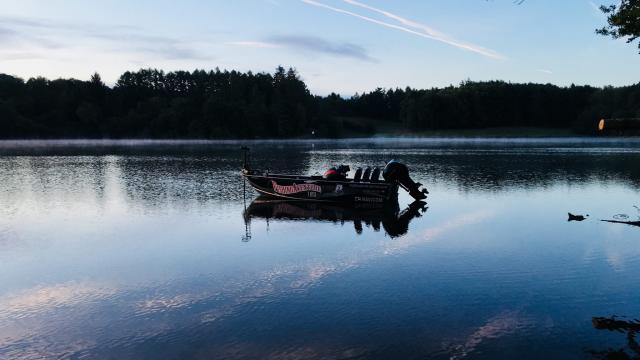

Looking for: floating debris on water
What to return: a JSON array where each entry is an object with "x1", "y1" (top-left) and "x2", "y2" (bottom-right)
[{"x1": 568, "y1": 213, "x2": 588, "y2": 222}]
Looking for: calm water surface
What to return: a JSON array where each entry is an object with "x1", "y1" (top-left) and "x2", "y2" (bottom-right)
[{"x1": 1, "y1": 138, "x2": 640, "y2": 359}]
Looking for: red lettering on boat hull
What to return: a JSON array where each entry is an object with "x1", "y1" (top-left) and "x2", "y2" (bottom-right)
[{"x1": 271, "y1": 181, "x2": 322, "y2": 195}]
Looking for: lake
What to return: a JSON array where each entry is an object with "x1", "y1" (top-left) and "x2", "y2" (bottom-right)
[{"x1": 1, "y1": 138, "x2": 640, "y2": 359}]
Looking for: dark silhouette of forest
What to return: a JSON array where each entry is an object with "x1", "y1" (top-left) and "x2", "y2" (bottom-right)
[{"x1": 0, "y1": 66, "x2": 638, "y2": 139}]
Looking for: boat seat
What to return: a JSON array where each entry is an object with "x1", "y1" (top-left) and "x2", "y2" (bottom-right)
[
  {"x1": 362, "y1": 167, "x2": 372, "y2": 181},
  {"x1": 353, "y1": 168, "x2": 362, "y2": 181},
  {"x1": 370, "y1": 167, "x2": 380, "y2": 182}
]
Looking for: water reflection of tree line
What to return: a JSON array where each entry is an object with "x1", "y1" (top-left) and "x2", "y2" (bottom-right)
[
  {"x1": 119, "y1": 151, "x2": 640, "y2": 209},
  {"x1": 117, "y1": 147, "x2": 311, "y2": 207},
  {"x1": 3, "y1": 147, "x2": 640, "y2": 211},
  {"x1": 406, "y1": 153, "x2": 640, "y2": 191},
  {"x1": 0, "y1": 156, "x2": 110, "y2": 213}
]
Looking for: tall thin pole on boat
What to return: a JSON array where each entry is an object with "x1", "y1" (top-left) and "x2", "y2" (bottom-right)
[
  {"x1": 242, "y1": 176, "x2": 252, "y2": 242},
  {"x1": 241, "y1": 146, "x2": 250, "y2": 171}
]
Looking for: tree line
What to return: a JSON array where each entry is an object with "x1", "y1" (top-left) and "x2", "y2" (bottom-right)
[{"x1": 0, "y1": 67, "x2": 638, "y2": 139}]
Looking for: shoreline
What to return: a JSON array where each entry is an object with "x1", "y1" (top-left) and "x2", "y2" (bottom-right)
[{"x1": 1, "y1": 136, "x2": 639, "y2": 146}]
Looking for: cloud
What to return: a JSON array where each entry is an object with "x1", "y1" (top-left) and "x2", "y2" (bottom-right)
[
  {"x1": 0, "y1": 51, "x2": 43, "y2": 61},
  {"x1": 231, "y1": 35, "x2": 377, "y2": 62},
  {"x1": 0, "y1": 26, "x2": 18, "y2": 40},
  {"x1": 0, "y1": 16, "x2": 56, "y2": 29},
  {"x1": 0, "y1": 15, "x2": 210, "y2": 62},
  {"x1": 0, "y1": 23, "x2": 61, "y2": 50},
  {"x1": 0, "y1": 282, "x2": 115, "y2": 319},
  {"x1": 449, "y1": 310, "x2": 531, "y2": 359},
  {"x1": 228, "y1": 41, "x2": 281, "y2": 49},
  {"x1": 535, "y1": 68, "x2": 553, "y2": 74},
  {"x1": 301, "y1": 0, "x2": 505, "y2": 60},
  {"x1": 270, "y1": 35, "x2": 376, "y2": 62}
]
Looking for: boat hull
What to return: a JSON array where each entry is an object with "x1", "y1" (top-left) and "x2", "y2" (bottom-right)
[{"x1": 243, "y1": 172, "x2": 398, "y2": 203}]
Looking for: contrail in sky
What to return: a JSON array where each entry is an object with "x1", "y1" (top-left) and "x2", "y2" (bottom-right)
[
  {"x1": 301, "y1": 0, "x2": 505, "y2": 60},
  {"x1": 342, "y1": 0, "x2": 447, "y2": 38}
]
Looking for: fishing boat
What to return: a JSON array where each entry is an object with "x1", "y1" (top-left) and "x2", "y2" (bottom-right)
[{"x1": 241, "y1": 147, "x2": 428, "y2": 203}]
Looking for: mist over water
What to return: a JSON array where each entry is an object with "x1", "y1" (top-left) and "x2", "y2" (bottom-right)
[{"x1": 1, "y1": 139, "x2": 640, "y2": 359}]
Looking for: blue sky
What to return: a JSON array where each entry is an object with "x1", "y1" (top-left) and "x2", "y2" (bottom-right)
[{"x1": 0, "y1": 0, "x2": 637, "y2": 95}]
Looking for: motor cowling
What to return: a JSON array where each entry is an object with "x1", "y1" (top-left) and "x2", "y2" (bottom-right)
[{"x1": 383, "y1": 160, "x2": 428, "y2": 200}]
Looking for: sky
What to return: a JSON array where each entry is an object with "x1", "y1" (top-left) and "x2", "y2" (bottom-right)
[{"x1": 0, "y1": 0, "x2": 637, "y2": 95}]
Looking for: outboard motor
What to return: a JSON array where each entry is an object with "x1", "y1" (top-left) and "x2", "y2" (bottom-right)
[
  {"x1": 362, "y1": 167, "x2": 372, "y2": 181},
  {"x1": 383, "y1": 160, "x2": 428, "y2": 200},
  {"x1": 370, "y1": 167, "x2": 380, "y2": 182},
  {"x1": 353, "y1": 168, "x2": 363, "y2": 181}
]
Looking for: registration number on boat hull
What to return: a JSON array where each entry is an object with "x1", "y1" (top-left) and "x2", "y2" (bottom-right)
[{"x1": 354, "y1": 196, "x2": 384, "y2": 203}]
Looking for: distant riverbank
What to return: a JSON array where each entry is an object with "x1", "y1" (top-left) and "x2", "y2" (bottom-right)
[
  {"x1": 0, "y1": 127, "x2": 606, "y2": 143},
  {"x1": 2, "y1": 69, "x2": 638, "y2": 140},
  {"x1": 332, "y1": 121, "x2": 580, "y2": 138},
  {"x1": 2, "y1": 135, "x2": 640, "y2": 150}
]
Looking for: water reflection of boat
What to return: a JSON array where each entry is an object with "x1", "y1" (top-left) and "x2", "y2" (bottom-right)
[
  {"x1": 591, "y1": 316, "x2": 640, "y2": 359},
  {"x1": 243, "y1": 197, "x2": 428, "y2": 238}
]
